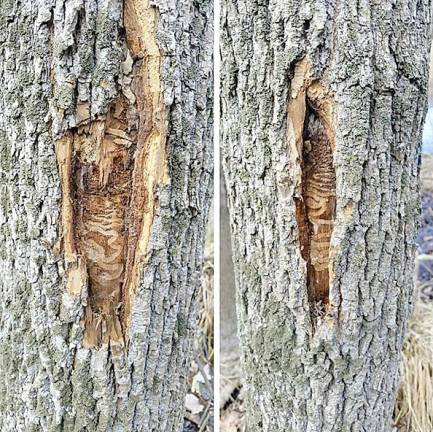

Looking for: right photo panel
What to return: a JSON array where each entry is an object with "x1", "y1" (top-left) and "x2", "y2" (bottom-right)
[{"x1": 220, "y1": 1, "x2": 433, "y2": 431}]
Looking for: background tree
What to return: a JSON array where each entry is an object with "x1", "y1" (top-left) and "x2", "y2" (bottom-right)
[
  {"x1": 221, "y1": 1, "x2": 431, "y2": 431},
  {"x1": 220, "y1": 170, "x2": 241, "y2": 404},
  {"x1": 0, "y1": 0, "x2": 212, "y2": 430}
]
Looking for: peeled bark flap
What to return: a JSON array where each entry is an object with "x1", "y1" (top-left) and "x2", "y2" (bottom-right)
[{"x1": 55, "y1": 0, "x2": 169, "y2": 347}]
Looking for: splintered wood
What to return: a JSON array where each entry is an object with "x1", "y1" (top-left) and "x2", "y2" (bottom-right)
[
  {"x1": 74, "y1": 96, "x2": 135, "y2": 346},
  {"x1": 55, "y1": 0, "x2": 168, "y2": 348},
  {"x1": 288, "y1": 58, "x2": 336, "y2": 306}
]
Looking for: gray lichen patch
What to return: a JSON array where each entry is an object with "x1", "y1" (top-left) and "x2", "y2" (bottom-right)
[
  {"x1": 51, "y1": 0, "x2": 124, "y2": 136},
  {"x1": 221, "y1": 1, "x2": 429, "y2": 430},
  {"x1": 0, "y1": 0, "x2": 213, "y2": 429}
]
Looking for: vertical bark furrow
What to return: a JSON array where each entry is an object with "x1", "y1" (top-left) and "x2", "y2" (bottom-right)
[
  {"x1": 222, "y1": 0, "x2": 430, "y2": 430},
  {"x1": 0, "y1": 0, "x2": 213, "y2": 431}
]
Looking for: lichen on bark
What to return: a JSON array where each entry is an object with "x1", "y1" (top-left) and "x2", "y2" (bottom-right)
[
  {"x1": 0, "y1": 0, "x2": 213, "y2": 430},
  {"x1": 222, "y1": 0, "x2": 431, "y2": 430},
  {"x1": 55, "y1": 0, "x2": 170, "y2": 348}
]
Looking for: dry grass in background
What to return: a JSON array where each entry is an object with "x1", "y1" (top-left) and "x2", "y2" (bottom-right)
[
  {"x1": 394, "y1": 298, "x2": 433, "y2": 432},
  {"x1": 393, "y1": 154, "x2": 433, "y2": 431},
  {"x1": 220, "y1": 291, "x2": 433, "y2": 432}
]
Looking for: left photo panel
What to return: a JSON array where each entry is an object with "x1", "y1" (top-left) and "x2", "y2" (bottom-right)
[{"x1": 0, "y1": 1, "x2": 214, "y2": 431}]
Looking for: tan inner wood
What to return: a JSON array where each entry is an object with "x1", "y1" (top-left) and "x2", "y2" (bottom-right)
[
  {"x1": 288, "y1": 58, "x2": 336, "y2": 305},
  {"x1": 55, "y1": 0, "x2": 168, "y2": 348}
]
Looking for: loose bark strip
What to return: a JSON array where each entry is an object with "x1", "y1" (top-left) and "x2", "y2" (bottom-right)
[
  {"x1": 54, "y1": 0, "x2": 169, "y2": 347},
  {"x1": 0, "y1": 0, "x2": 213, "y2": 430}
]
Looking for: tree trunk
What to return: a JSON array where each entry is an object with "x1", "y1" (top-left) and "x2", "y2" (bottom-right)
[
  {"x1": 221, "y1": 1, "x2": 430, "y2": 431},
  {"x1": 0, "y1": 1, "x2": 212, "y2": 431}
]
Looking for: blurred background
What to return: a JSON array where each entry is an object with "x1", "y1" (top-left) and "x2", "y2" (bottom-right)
[{"x1": 183, "y1": 210, "x2": 214, "y2": 432}]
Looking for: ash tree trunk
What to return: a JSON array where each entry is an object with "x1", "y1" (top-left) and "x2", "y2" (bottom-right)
[
  {"x1": 0, "y1": 0, "x2": 212, "y2": 431},
  {"x1": 221, "y1": 1, "x2": 430, "y2": 431}
]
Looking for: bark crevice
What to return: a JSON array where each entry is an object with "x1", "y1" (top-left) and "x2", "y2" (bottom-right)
[{"x1": 289, "y1": 58, "x2": 336, "y2": 308}]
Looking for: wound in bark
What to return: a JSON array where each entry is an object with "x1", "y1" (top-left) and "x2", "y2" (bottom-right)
[
  {"x1": 288, "y1": 58, "x2": 335, "y2": 306},
  {"x1": 302, "y1": 98, "x2": 336, "y2": 304},
  {"x1": 72, "y1": 97, "x2": 137, "y2": 346},
  {"x1": 55, "y1": 0, "x2": 168, "y2": 347}
]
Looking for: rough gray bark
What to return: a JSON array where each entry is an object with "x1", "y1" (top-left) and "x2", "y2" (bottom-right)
[
  {"x1": 423, "y1": 40, "x2": 433, "y2": 153},
  {"x1": 221, "y1": 1, "x2": 431, "y2": 431},
  {"x1": 0, "y1": 1, "x2": 213, "y2": 431}
]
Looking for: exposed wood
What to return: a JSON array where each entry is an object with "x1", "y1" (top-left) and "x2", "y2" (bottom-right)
[
  {"x1": 289, "y1": 58, "x2": 336, "y2": 306},
  {"x1": 0, "y1": 0, "x2": 213, "y2": 430},
  {"x1": 55, "y1": 0, "x2": 170, "y2": 347},
  {"x1": 221, "y1": 0, "x2": 431, "y2": 430}
]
